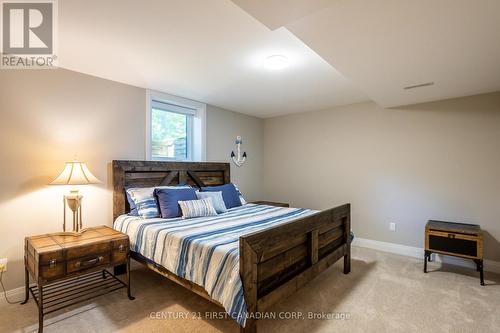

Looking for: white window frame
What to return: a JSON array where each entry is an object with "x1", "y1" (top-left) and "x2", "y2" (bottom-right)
[{"x1": 146, "y1": 90, "x2": 206, "y2": 161}]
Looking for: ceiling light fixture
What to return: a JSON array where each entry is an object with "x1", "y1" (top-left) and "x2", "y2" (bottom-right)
[{"x1": 264, "y1": 55, "x2": 289, "y2": 70}]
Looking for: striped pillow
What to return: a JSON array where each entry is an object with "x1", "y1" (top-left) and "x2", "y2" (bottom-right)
[
  {"x1": 178, "y1": 198, "x2": 217, "y2": 219},
  {"x1": 126, "y1": 186, "x2": 191, "y2": 219}
]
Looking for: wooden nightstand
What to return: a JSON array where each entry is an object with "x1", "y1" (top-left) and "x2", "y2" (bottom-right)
[
  {"x1": 251, "y1": 201, "x2": 290, "y2": 207},
  {"x1": 424, "y1": 220, "x2": 484, "y2": 285},
  {"x1": 22, "y1": 226, "x2": 134, "y2": 333}
]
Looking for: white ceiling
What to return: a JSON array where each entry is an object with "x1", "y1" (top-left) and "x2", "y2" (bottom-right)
[
  {"x1": 59, "y1": 0, "x2": 500, "y2": 117},
  {"x1": 235, "y1": 0, "x2": 500, "y2": 108},
  {"x1": 231, "y1": 0, "x2": 333, "y2": 31},
  {"x1": 58, "y1": 0, "x2": 367, "y2": 118}
]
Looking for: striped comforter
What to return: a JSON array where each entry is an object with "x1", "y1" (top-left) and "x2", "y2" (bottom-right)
[{"x1": 113, "y1": 203, "x2": 316, "y2": 327}]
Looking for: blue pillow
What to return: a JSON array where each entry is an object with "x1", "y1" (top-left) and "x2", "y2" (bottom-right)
[
  {"x1": 201, "y1": 183, "x2": 242, "y2": 209},
  {"x1": 155, "y1": 187, "x2": 197, "y2": 218}
]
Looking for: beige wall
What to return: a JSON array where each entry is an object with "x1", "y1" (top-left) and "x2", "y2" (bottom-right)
[
  {"x1": 263, "y1": 92, "x2": 500, "y2": 261},
  {"x1": 206, "y1": 105, "x2": 263, "y2": 201},
  {"x1": 0, "y1": 69, "x2": 264, "y2": 291}
]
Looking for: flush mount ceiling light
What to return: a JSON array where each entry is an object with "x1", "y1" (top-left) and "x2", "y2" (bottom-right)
[{"x1": 264, "y1": 55, "x2": 289, "y2": 70}]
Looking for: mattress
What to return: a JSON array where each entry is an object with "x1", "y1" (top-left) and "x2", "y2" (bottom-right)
[{"x1": 113, "y1": 203, "x2": 316, "y2": 326}]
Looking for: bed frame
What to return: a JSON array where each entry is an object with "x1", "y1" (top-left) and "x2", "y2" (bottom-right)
[{"x1": 112, "y1": 160, "x2": 351, "y2": 333}]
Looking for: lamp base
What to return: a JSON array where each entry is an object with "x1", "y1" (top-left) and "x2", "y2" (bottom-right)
[
  {"x1": 63, "y1": 190, "x2": 84, "y2": 232},
  {"x1": 50, "y1": 228, "x2": 92, "y2": 237}
]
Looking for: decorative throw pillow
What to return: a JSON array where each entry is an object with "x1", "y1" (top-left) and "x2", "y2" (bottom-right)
[
  {"x1": 178, "y1": 198, "x2": 218, "y2": 219},
  {"x1": 196, "y1": 191, "x2": 227, "y2": 213},
  {"x1": 126, "y1": 185, "x2": 191, "y2": 218},
  {"x1": 127, "y1": 187, "x2": 161, "y2": 218},
  {"x1": 125, "y1": 189, "x2": 139, "y2": 216},
  {"x1": 155, "y1": 187, "x2": 197, "y2": 218},
  {"x1": 201, "y1": 183, "x2": 242, "y2": 209}
]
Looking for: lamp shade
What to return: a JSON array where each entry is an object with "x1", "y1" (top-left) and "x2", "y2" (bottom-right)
[{"x1": 50, "y1": 162, "x2": 101, "y2": 185}]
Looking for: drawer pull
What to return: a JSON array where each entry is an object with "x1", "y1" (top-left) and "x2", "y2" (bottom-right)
[
  {"x1": 75, "y1": 256, "x2": 104, "y2": 268},
  {"x1": 49, "y1": 259, "x2": 57, "y2": 268},
  {"x1": 118, "y1": 244, "x2": 126, "y2": 251},
  {"x1": 448, "y1": 233, "x2": 456, "y2": 239}
]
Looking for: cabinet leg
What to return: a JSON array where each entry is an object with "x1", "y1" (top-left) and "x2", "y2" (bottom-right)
[
  {"x1": 38, "y1": 284, "x2": 43, "y2": 333},
  {"x1": 473, "y1": 259, "x2": 485, "y2": 285},
  {"x1": 126, "y1": 257, "x2": 135, "y2": 300},
  {"x1": 478, "y1": 260, "x2": 485, "y2": 286},
  {"x1": 20, "y1": 267, "x2": 29, "y2": 305},
  {"x1": 424, "y1": 251, "x2": 430, "y2": 273}
]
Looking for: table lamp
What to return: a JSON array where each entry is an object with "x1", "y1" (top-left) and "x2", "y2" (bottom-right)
[{"x1": 50, "y1": 161, "x2": 101, "y2": 233}]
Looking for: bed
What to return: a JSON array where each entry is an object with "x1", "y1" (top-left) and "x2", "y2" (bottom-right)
[{"x1": 112, "y1": 160, "x2": 351, "y2": 333}]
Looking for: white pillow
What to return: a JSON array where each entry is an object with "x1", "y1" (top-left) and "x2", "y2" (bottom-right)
[
  {"x1": 178, "y1": 198, "x2": 218, "y2": 219},
  {"x1": 196, "y1": 191, "x2": 227, "y2": 213}
]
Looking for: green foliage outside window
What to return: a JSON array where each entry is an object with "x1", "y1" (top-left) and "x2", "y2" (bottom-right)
[{"x1": 151, "y1": 109, "x2": 188, "y2": 159}]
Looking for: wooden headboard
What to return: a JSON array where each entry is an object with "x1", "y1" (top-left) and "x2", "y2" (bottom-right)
[{"x1": 112, "y1": 160, "x2": 230, "y2": 220}]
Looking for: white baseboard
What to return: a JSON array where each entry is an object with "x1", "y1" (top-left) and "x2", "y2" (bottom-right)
[
  {"x1": 352, "y1": 237, "x2": 500, "y2": 274},
  {"x1": 352, "y1": 237, "x2": 424, "y2": 259}
]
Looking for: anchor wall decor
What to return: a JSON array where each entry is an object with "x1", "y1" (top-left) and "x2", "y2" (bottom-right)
[{"x1": 231, "y1": 136, "x2": 247, "y2": 167}]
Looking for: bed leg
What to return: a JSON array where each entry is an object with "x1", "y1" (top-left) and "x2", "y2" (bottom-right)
[
  {"x1": 240, "y1": 238, "x2": 259, "y2": 333},
  {"x1": 343, "y1": 246, "x2": 351, "y2": 274}
]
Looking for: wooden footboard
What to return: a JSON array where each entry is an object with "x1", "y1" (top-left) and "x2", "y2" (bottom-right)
[{"x1": 240, "y1": 203, "x2": 351, "y2": 333}]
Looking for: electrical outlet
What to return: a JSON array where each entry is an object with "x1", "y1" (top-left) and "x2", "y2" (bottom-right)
[
  {"x1": 0, "y1": 258, "x2": 7, "y2": 273},
  {"x1": 389, "y1": 223, "x2": 396, "y2": 232}
]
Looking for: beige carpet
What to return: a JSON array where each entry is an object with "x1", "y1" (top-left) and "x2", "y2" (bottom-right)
[{"x1": 1, "y1": 247, "x2": 499, "y2": 333}]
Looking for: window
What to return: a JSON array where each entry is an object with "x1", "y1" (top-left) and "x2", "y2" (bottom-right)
[
  {"x1": 151, "y1": 101, "x2": 194, "y2": 160},
  {"x1": 147, "y1": 91, "x2": 206, "y2": 161}
]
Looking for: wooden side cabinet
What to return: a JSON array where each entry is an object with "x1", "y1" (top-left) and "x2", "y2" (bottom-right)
[
  {"x1": 22, "y1": 226, "x2": 135, "y2": 333},
  {"x1": 424, "y1": 220, "x2": 484, "y2": 285}
]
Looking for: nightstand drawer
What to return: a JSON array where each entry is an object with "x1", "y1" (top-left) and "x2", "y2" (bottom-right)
[
  {"x1": 39, "y1": 251, "x2": 65, "y2": 265},
  {"x1": 428, "y1": 234, "x2": 477, "y2": 257},
  {"x1": 39, "y1": 259, "x2": 65, "y2": 280},
  {"x1": 111, "y1": 239, "x2": 129, "y2": 264},
  {"x1": 67, "y1": 253, "x2": 111, "y2": 273},
  {"x1": 426, "y1": 227, "x2": 482, "y2": 259},
  {"x1": 66, "y1": 242, "x2": 111, "y2": 260},
  {"x1": 30, "y1": 250, "x2": 66, "y2": 280}
]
